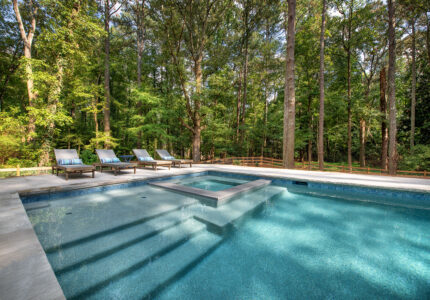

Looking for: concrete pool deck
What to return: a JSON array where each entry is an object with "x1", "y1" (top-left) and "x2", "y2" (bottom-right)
[{"x1": 0, "y1": 165, "x2": 429, "y2": 300}]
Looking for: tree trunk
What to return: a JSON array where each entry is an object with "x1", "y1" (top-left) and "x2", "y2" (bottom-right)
[
  {"x1": 103, "y1": 0, "x2": 111, "y2": 148},
  {"x1": 192, "y1": 55, "x2": 203, "y2": 162},
  {"x1": 426, "y1": 13, "x2": 430, "y2": 65},
  {"x1": 136, "y1": 0, "x2": 145, "y2": 85},
  {"x1": 262, "y1": 22, "x2": 270, "y2": 156},
  {"x1": 136, "y1": 0, "x2": 146, "y2": 148},
  {"x1": 192, "y1": 123, "x2": 201, "y2": 162},
  {"x1": 346, "y1": 1, "x2": 353, "y2": 171},
  {"x1": 380, "y1": 67, "x2": 388, "y2": 170},
  {"x1": 283, "y1": 0, "x2": 296, "y2": 169},
  {"x1": 318, "y1": 0, "x2": 326, "y2": 171},
  {"x1": 359, "y1": 119, "x2": 366, "y2": 167},
  {"x1": 12, "y1": 0, "x2": 37, "y2": 141},
  {"x1": 387, "y1": 0, "x2": 397, "y2": 175},
  {"x1": 236, "y1": 67, "x2": 242, "y2": 142},
  {"x1": 263, "y1": 87, "x2": 268, "y2": 154},
  {"x1": 241, "y1": 31, "x2": 249, "y2": 132},
  {"x1": 410, "y1": 19, "x2": 416, "y2": 153},
  {"x1": 307, "y1": 94, "x2": 313, "y2": 163}
]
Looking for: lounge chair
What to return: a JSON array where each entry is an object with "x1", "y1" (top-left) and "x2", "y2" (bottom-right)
[
  {"x1": 133, "y1": 149, "x2": 172, "y2": 171},
  {"x1": 156, "y1": 149, "x2": 193, "y2": 168},
  {"x1": 52, "y1": 149, "x2": 95, "y2": 180},
  {"x1": 95, "y1": 149, "x2": 137, "y2": 175}
]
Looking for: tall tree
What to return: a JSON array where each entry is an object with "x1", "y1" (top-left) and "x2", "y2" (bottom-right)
[
  {"x1": 237, "y1": 0, "x2": 262, "y2": 142},
  {"x1": 158, "y1": 0, "x2": 229, "y2": 162},
  {"x1": 380, "y1": 67, "x2": 388, "y2": 170},
  {"x1": 101, "y1": 0, "x2": 122, "y2": 148},
  {"x1": 135, "y1": 0, "x2": 146, "y2": 85},
  {"x1": 103, "y1": 0, "x2": 111, "y2": 147},
  {"x1": 387, "y1": 0, "x2": 397, "y2": 175},
  {"x1": 410, "y1": 18, "x2": 416, "y2": 152},
  {"x1": 12, "y1": 0, "x2": 37, "y2": 141},
  {"x1": 340, "y1": 0, "x2": 354, "y2": 171},
  {"x1": 283, "y1": 0, "x2": 296, "y2": 169},
  {"x1": 318, "y1": 0, "x2": 326, "y2": 170}
]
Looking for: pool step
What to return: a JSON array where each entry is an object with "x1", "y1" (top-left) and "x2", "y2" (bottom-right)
[
  {"x1": 84, "y1": 230, "x2": 223, "y2": 300},
  {"x1": 58, "y1": 218, "x2": 207, "y2": 299},
  {"x1": 191, "y1": 185, "x2": 285, "y2": 233},
  {"x1": 49, "y1": 209, "x2": 193, "y2": 275}
]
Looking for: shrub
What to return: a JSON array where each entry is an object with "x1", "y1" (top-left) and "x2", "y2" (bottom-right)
[
  {"x1": 5, "y1": 158, "x2": 37, "y2": 168},
  {"x1": 80, "y1": 149, "x2": 98, "y2": 165},
  {"x1": 398, "y1": 144, "x2": 430, "y2": 171}
]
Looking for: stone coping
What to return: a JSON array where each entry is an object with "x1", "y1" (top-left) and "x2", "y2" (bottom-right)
[
  {"x1": 149, "y1": 179, "x2": 271, "y2": 207},
  {"x1": 0, "y1": 192, "x2": 65, "y2": 300}
]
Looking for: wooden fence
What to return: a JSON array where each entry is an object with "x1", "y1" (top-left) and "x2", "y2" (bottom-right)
[
  {"x1": 0, "y1": 166, "x2": 51, "y2": 177},
  {"x1": 201, "y1": 157, "x2": 430, "y2": 179}
]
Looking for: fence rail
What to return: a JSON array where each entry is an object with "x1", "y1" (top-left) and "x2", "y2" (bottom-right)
[
  {"x1": 0, "y1": 166, "x2": 51, "y2": 177},
  {"x1": 201, "y1": 157, "x2": 430, "y2": 179}
]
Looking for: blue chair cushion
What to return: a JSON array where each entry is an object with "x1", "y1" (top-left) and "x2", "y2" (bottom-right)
[
  {"x1": 101, "y1": 157, "x2": 120, "y2": 163},
  {"x1": 59, "y1": 158, "x2": 83, "y2": 165},
  {"x1": 72, "y1": 158, "x2": 83, "y2": 165},
  {"x1": 165, "y1": 156, "x2": 175, "y2": 160},
  {"x1": 138, "y1": 156, "x2": 154, "y2": 162}
]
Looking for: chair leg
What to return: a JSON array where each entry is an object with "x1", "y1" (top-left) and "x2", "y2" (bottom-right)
[
  {"x1": 65, "y1": 173, "x2": 69, "y2": 180},
  {"x1": 92, "y1": 170, "x2": 95, "y2": 178},
  {"x1": 134, "y1": 167, "x2": 136, "y2": 174}
]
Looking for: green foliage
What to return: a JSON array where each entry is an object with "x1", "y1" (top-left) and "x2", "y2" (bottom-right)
[
  {"x1": 0, "y1": 0, "x2": 428, "y2": 173},
  {"x1": 398, "y1": 145, "x2": 430, "y2": 171},
  {"x1": 5, "y1": 158, "x2": 36, "y2": 168},
  {"x1": 80, "y1": 149, "x2": 98, "y2": 165},
  {"x1": 0, "y1": 110, "x2": 26, "y2": 164}
]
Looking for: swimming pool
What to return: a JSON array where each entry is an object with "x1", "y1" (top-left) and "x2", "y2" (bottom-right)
[{"x1": 23, "y1": 172, "x2": 430, "y2": 299}]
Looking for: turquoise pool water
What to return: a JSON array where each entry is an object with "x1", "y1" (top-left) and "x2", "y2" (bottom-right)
[
  {"x1": 184, "y1": 179, "x2": 241, "y2": 191},
  {"x1": 157, "y1": 188, "x2": 430, "y2": 299},
  {"x1": 24, "y1": 175, "x2": 430, "y2": 299},
  {"x1": 175, "y1": 174, "x2": 248, "y2": 192}
]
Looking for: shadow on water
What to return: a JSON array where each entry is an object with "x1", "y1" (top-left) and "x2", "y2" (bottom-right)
[{"x1": 154, "y1": 189, "x2": 430, "y2": 299}]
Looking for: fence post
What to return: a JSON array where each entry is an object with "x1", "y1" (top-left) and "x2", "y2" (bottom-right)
[
  {"x1": 424, "y1": 170, "x2": 427, "y2": 177},
  {"x1": 367, "y1": 167, "x2": 370, "y2": 174},
  {"x1": 341, "y1": 165, "x2": 344, "y2": 172},
  {"x1": 16, "y1": 165, "x2": 20, "y2": 177}
]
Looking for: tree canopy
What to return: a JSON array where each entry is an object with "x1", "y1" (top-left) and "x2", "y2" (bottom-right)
[{"x1": 0, "y1": 0, "x2": 429, "y2": 172}]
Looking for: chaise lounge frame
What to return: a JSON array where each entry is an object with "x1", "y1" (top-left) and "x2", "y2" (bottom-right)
[
  {"x1": 52, "y1": 149, "x2": 95, "y2": 180},
  {"x1": 132, "y1": 149, "x2": 172, "y2": 171},
  {"x1": 94, "y1": 149, "x2": 137, "y2": 175},
  {"x1": 156, "y1": 149, "x2": 193, "y2": 168}
]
